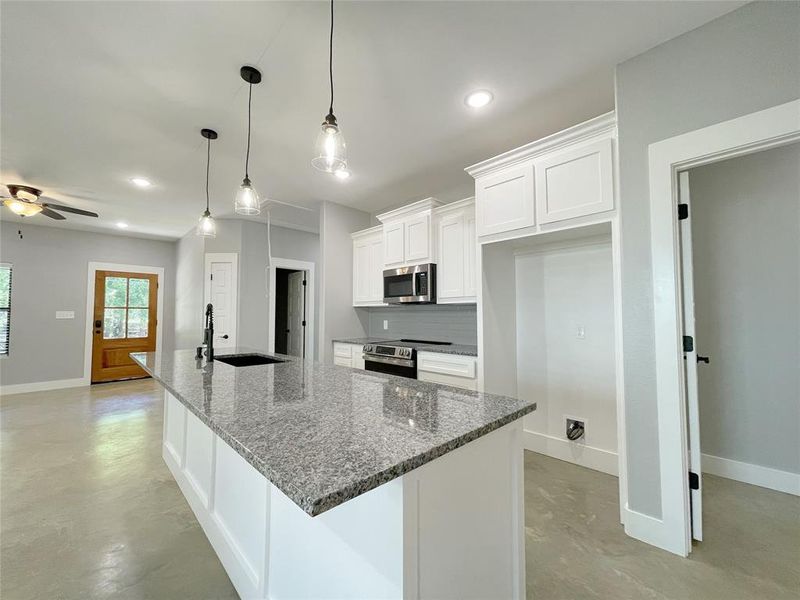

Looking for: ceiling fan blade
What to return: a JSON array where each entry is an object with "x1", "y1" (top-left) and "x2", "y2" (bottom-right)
[
  {"x1": 40, "y1": 207, "x2": 67, "y2": 220},
  {"x1": 41, "y1": 202, "x2": 99, "y2": 218},
  {"x1": 261, "y1": 197, "x2": 314, "y2": 212}
]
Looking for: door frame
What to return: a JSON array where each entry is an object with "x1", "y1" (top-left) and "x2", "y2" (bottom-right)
[
  {"x1": 204, "y1": 253, "x2": 239, "y2": 349},
  {"x1": 645, "y1": 99, "x2": 800, "y2": 556},
  {"x1": 83, "y1": 262, "x2": 165, "y2": 384},
  {"x1": 267, "y1": 258, "x2": 315, "y2": 359}
]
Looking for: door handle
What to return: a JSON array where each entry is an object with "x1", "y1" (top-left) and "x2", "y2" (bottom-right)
[
  {"x1": 697, "y1": 355, "x2": 710, "y2": 364},
  {"x1": 221, "y1": 334, "x2": 229, "y2": 339},
  {"x1": 95, "y1": 319, "x2": 102, "y2": 328}
]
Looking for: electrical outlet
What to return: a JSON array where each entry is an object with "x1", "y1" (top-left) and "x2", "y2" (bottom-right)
[
  {"x1": 566, "y1": 417, "x2": 585, "y2": 441},
  {"x1": 383, "y1": 320, "x2": 388, "y2": 330},
  {"x1": 576, "y1": 326, "x2": 586, "y2": 339}
]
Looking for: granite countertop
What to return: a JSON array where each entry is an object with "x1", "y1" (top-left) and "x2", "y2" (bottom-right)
[
  {"x1": 132, "y1": 349, "x2": 534, "y2": 517},
  {"x1": 332, "y1": 337, "x2": 478, "y2": 357}
]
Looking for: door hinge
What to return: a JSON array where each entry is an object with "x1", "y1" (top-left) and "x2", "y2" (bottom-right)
[
  {"x1": 302, "y1": 320, "x2": 306, "y2": 327},
  {"x1": 689, "y1": 471, "x2": 700, "y2": 490},
  {"x1": 302, "y1": 280, "x2": 307, "y2": 286},
  {"x1": 210, "y1": 273, "x2": 213, "y2": 281},
  {"x1": 678, "y1": 203, "x2": 689, "y2": 220},
  {"x1": 683, "y1": 335, "x2": 694, "y2": 352}
]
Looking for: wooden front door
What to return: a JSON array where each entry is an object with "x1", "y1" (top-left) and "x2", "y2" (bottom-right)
[{"x1": 91, "y1": 271, "x2": 158, "y2": 383}]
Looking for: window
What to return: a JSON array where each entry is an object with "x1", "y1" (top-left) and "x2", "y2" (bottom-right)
[
  {"x1": 0, "y1": 264, "x2": 11, "y2": 356},
  {"x1": 102, "y1": 275, "x2": 150, "y2": 339}
]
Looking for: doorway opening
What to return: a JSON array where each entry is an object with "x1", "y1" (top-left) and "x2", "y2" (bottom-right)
[
  {"x1": 678, "y1": 143, "x2": 799, "y2": 550},
  {"x1": 91, "y1": 270, "x2": 158, "y2": 383},
  {"x1": 274, "y1": 268, "x2": 307, "y2": 357}
]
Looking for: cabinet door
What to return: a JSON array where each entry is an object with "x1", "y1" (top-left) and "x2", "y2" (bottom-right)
[
  {"x1": 368, "y1": 237, "x2": 384, "y2": 302},
  {"x1": 534, "y1": 137, "x2": 614, "y2": 224},
  {"x1": 405, "y1": 213, "x2": 431, "y2": 263},
  {"x1": 384, "y1": 221, "x2": 405, "y2": 267},
  {"x1": 352, "y1": 240, "x2": 371, "y2": 304},
  {"x1": 475, "y1": 165, "x2": 535, "y2": 237},
  {"x1": 437, "y1": 213, "x2": 465, "y2": 299},
  {"x1": 464, "y1": 212, "x2": 477, "y2": 298}
]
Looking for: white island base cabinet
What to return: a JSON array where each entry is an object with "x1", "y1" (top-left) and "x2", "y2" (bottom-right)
[{"x1": 163, "y1": 390, "x2": 525, "y2": 600}]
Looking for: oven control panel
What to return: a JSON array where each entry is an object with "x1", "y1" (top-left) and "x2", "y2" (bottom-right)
[{"x1": 363, "y1": 344, "x2": 413, "y2": 359}]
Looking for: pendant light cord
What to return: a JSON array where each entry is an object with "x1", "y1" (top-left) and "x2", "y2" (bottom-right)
[
  {"x1": 205, "y1": 137, "x2": 211, "y2": 212},
  {"x1": 328, "y1": 0, "x2": 334, "y2": 115},
  {"x1": 245, "y1": 82, "x2": 253, "y2": 179}
]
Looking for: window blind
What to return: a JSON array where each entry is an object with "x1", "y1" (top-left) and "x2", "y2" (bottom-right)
[{"x1": 0, "y1": 264, "x2": 11, "y2": 356}]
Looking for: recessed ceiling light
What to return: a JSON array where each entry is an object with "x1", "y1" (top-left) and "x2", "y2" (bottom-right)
[
  {"x1": 465, "y1": 90, "x2": 493, "y2": 109},
  {"x1": 130, "y1": 177, "x2": 151, "y2": 188},
  {"x1": 334, "y1": 169, "x2": 351, "y2": 180},
  {"x1": 116, "y1": 222, "x2": 129, "y2": 229}
]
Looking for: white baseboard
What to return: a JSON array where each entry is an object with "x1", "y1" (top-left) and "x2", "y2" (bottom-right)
[
  {"x1": 523, "y1": 429, "x2": 619, "y2": 476},
  {"x1": 0, "y1": 377, "x2": 88, "y2": 396},
  {"x1": 702, "y1": 453, "x2": 800, "y2": 496}
]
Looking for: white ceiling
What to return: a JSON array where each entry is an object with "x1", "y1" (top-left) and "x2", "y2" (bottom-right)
[{"x1": 0, "y1": 1, "x2": 744, "y2": 240}]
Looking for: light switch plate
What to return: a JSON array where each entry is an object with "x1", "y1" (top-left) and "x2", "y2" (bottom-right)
[
  {"x1": 56, "y1": 311, "x2": 75, "y2": 320},
  {"x1": 383, "y1": 320, "x2": 388, "y2": 330}
]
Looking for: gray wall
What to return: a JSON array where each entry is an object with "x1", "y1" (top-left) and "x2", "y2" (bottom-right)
[
  {"x1": 364, "y1": 305, "x2": 477, "y2": 345},
  {"x1": 615, "y1": 1, "x2": 800, "y2": 516},
  {"x1": 174, "y1": 230, "x2": 204, "y2": 350},
  {"x1": 0, "y1": 221, "x2": 176, "y2": 386},
  {"x1": 690, "y1": 144, "x2": 800, "y2": 474},
  {"x1": 319, "y1": 201, "x2": 370, "y2": 363}
]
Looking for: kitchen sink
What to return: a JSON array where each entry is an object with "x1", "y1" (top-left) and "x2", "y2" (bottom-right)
[{"x1": 215, "y1": 353, "x2": 285, "y2": 367}]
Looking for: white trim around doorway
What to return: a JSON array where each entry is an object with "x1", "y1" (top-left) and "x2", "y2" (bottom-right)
[
  {"x1": 267, "y1": 258, "x2": 316, "y2": 360},
  {"x1": 83, "y1": 262, "x2": 166, "y2": 385},
  {"x1": 643, "y1": 99, "x2": 800, "y2": 557}
]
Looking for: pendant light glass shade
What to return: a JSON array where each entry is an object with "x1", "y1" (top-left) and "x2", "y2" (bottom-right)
[
  {"x1": 197, "y1": 209, "x2": 216, "y2": 238},
  {"x1": 312, "y1": 117, "x2": 347, "y2": 173},
  {"x1": 196, "y1": 128, "x2": 218, "y2": 238},
  {"x1": 234, "y1": 177, "x2": 260, "y2": 215}
]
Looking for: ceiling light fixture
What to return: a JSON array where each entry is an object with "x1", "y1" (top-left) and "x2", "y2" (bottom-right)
[
  {"x1": 3, "y1": 199, "x2": 43, "y2": 217},
  {"x1": 465, "y1": 90, "x2": 493, "y2": 109},
  {"x1": 130, "y1": 177, "x2": 152, "y2": 188},
  {"x1": 334, "y1": 169, "x2": 350, "y2": 180},
  {"x1": 234, "y1": 66, "x2": 262, "y2": 216},
  {"x1": 312, "y1": 0, "x2": 347, "y2": 173},
  {"x1": 197, "y1": 128, "x2": 218, "y2": 238},
  {"x1": 116, "y1": 222, "x2": 129, "y2": 229}
]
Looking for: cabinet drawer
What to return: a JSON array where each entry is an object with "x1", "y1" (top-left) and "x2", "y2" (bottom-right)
[
  {"x1": 333, "y1": 356, "x2": 352, "y2": 367},
  {"x1": 417, "y1": 352, "x2": 476, "y2": 379},
  {"x1": 333, "y1": 343, "x2": 353, "y2": 358}
]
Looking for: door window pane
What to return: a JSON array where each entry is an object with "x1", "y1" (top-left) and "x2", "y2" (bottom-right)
[
  {"x1": 104, "y1": 277, "x2": 127, "y2": 307},
  {"x1": 128, "y1": 278, "x2": 150, "y2": 308},
  {"x1": 103, "y1": 308, "x2": 126, "y2": 339},
  {"x1": 127, "y1": 308, "x2": 149, "y2": 338}
]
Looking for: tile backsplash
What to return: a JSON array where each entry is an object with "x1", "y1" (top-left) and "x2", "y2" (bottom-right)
[{"x1": 362, "y1": 304, "x2": 478, "y2": 345}]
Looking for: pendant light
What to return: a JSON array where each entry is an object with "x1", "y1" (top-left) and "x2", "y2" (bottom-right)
[
  {"x1": 196, "y1": 128, "x2": 218, "y2": 238},
  {"x1": 311, "y1": 0, "x2": 347, "y2": 173},
  {"x1": 235, "y1": 66, "x2": 262, "y2": 215}
]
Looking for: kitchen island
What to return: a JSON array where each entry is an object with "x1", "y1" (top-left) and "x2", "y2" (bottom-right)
[{"x1": 132, "y1": 349, "x2": 536, "y2": 600}]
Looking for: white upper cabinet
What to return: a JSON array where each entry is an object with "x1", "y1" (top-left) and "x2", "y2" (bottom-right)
[
  {"x1": 377, "y1": 198, "x2": 441, "y2": 268},
  {"x1": 352, "y1": 226, "x2": 384, "y2": 306},
  {"x1": 434, "y1": 198, "x2": 477, "y2": 304},
  {"x1": 534, "y1": 137, "x2": 614, "y2": 224},
  {"x1": 466, "y1": 112, "x2": 617, "y2": 240},
  {"x1": 474, "y1": 165, "x2": 535, "y2": 237}
]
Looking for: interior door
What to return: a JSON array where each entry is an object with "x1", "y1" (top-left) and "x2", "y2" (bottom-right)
[
  {"x1": 91, "y1": 271, "x2": 158, "y2": 383},
  {"x1": 204, "y1": 253, "x2": 238, "y2": 349},
  {"x1": 678, "y1": 170, "x2": 703, "y2": 542},
  {"x1": 286, "y1": 271, "x2": 305, "y2": 357}
]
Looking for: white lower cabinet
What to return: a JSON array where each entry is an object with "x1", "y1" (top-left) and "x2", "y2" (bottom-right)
[
  {"x1": 434, "y1": 197, "x2": 477, "y2": 304},
  {"x1": 417, "y1": 352, "x2": 478, "y2": 391},
  {"x1": 332, "y1": 342, "x2": 365, "y2": 369}
]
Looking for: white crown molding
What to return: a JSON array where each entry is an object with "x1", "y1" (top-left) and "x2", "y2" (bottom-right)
[
  {"x1": 433, "y1": 196, "x2": 475, "y2": 216},
  {"x1": 376, "y1": 197, "x2": 442, "y2": 223},
  {"x1": 350, "y1": 224, "x2": 383, "y2": 240},
  {"x1": 465, "y1": 111, "x2": 617, "y2": 179}
]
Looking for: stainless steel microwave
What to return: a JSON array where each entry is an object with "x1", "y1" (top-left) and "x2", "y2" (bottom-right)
[{"x1": 383, "y1": 263, "x2": 436, "y2": 304}]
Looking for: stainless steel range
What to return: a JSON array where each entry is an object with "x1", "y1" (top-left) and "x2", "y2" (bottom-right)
[{"x1": 362, "y1": 339, "x2": 452, "y2": 379}]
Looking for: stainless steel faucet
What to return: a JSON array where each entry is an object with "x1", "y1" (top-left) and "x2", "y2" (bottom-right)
[{"x1": 196, "y1": 303, "x2": 214, "y2": 362}]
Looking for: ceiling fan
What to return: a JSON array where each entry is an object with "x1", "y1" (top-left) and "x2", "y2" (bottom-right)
[{"x1": 1, "y1": 184, "x2": 99, "y2": 220}]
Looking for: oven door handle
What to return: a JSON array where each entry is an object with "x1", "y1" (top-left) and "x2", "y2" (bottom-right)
[{"x1": 363, "y1": 354, "x2": 415, "y2": 368}]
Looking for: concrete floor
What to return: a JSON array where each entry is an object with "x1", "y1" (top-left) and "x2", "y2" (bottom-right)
[{"x1": 1, "y1": 379, "x2": 798, "y2": 599}]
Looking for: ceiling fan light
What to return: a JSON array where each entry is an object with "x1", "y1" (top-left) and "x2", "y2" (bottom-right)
[
  {"x1": 15, "y1": 189, "x2": 39, "y2": 202},
  {"x1": 196, "y1": 210, "x2": 217, "y2": 238},
  {"x1": 4, "y1": 199, "x2": 43, "y2": 217},
  {"x1": 312, "y1": 120, "x2": 347, "y2": 173},
  {"x1": 234, "y1": 178, "x2": 261, "y2": 215}
]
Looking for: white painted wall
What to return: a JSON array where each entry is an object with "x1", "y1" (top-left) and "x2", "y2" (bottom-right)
[
  {"x1": 615, "y1": 1, "x2": 800, "y2": 517},
  {"x1": 689, "y1": 144, "x2": 800, "y2": 475},
  {"x1": 174, "y1": 230, "x2": 205, "y2": 350},
  {"x1": 515, "y1": 242, "x2": 617, "y2": 461},
  {"x1": 319, "y1": 201, "x2": 370, "y2": 364}
]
